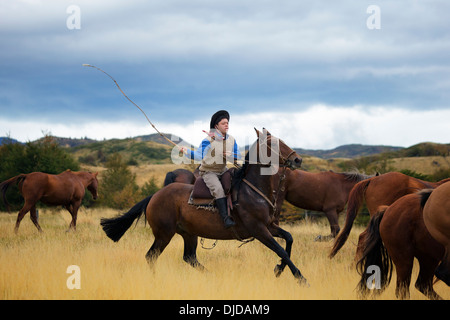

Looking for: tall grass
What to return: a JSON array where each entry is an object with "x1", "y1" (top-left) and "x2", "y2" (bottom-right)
[{"x1": 0, "y1": 208, "x2": 448, "y2": 300}]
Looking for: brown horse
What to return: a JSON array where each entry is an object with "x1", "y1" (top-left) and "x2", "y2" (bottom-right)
[
  {"x1": 422, "y1": 182, "x2": 450, "y2": 286},
  {"x1": 0, "y1": 170, "x2": 98, "y2": 233},
  {"x1": 164, "y1": 165, "x2": 371, "y2": 241},
  {"x1": 163, "y1": 168, "x2": 196, "y2": 186},
  {"x1": 330, "y1": 172, "x2": 450, "y2": 258},
  {"x1": 356, "y1": 192, "x2": 444, "y2": 300},
  {"x1": 101, "y1": 129, "x2": 308, "y2": 285},
  {"x1": 284, "y1": 170, "x2": 371, "y2": 240}
]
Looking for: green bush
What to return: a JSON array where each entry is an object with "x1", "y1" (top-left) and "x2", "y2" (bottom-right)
[{"x1": 97, "y1": 153, "x2": 141, "y2": 209}]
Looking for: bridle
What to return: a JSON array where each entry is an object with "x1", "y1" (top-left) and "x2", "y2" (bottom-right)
[
  {"x1": 251, "y1": 135, "x2": 300, "y2": 170},
  {"x1": 240, "y1": 135, "x2": 301, "y2": 219}
]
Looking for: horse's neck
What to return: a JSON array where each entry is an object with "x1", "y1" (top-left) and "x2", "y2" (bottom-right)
[
  {"x1": 245, "y1": 164, "x2": 279, "y2": 196},
  {"x1": 73, "y1": 172, "x2": 92, "y2": 186}
]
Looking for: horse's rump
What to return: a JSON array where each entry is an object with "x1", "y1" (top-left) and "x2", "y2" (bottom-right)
[{"x1": 0, "y1": 174, "x2": 28, "y2": 211}]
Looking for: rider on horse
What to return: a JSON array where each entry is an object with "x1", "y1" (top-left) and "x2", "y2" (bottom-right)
[{"x1": 182, "y1": 110, "x2": 241, "y2": 228}]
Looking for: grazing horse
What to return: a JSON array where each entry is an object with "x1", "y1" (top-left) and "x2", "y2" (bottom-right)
[
  {"x1": 356, "y1": 193, "x2": 444, "y2": 300},
  {"x1": 0, "y1": 170, "x2": 98, "y2": 233},
  {"x1": 101, "y1": 129, "x2": 309, "y2": 285},
  {"x1": 421, "y1": 182, "x2": 450, "y2": 286},
  {"x1": 284, "y1": 170, "x2": 371, "y2": 241},
  {"x1": 163, "y1": 168, "x2": 196, "y2": 186},
  {"x1": 329, "y1": 172, "x2": 450, "y2": 258}
]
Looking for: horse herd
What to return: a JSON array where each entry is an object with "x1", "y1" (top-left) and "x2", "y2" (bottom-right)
[{"x1": 1, "y1": 129, "x2": 449, "y2": 299}]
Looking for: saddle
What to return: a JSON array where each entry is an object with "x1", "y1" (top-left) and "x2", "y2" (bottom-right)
[{"x1": 188, "y1": 168, "x2": 235, "y2": 210}]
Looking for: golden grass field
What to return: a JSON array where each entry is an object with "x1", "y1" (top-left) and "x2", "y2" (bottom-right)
[{"x1": 1, "y1": 207, "x2": 449, "y2": 300}]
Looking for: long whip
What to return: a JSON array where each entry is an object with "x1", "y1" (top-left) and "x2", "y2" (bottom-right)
[{"x1": 82, "y1": 64, "x2": 181, "y2": 149}]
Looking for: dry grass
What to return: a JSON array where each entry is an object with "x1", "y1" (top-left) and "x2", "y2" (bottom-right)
[
  {"x1": 1, "y1": 208, "x2": 448, "y2": 300},
  {"x1": 388, "y1": 156, "x2": 450, "y2": 176}
]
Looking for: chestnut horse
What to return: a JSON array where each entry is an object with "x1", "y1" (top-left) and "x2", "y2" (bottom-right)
[
  {"x1": 356, "y1": 192, "x2": 444, "y2": 300},
  {"x1": 284, "y1": 170, "x2": 371, "y2": 241},
  {"x1": 330, "y1": 172, "x2": 450, "y2": 258},
  {"x1": 0, "y1": 170, "x2": 98, "y2": 233},
  {"x1": 101, "y1": 129, "x2": 309, "y2": 285},
  {"x1": 421, "y1": 182, "x2": 450, "y2": 286}
]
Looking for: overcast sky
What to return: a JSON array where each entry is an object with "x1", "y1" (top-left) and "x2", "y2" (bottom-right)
[{"x1": 1, "y1": 0, "x2": 449, "y2": 149}]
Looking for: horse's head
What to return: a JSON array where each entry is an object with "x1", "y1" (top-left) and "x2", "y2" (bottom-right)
[
  {"x1": 254, "y1": 128, "x2": 302, "y2": 171},
  {"x1": 87, "y1": 172, "x2": 99, "y2": 200}
]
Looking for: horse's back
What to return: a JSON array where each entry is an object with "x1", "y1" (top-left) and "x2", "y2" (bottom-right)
[
  {"x1": 146, "y1": 183, "x2": 193, "y2": 224},
  {"x1": 364, "y1": 172, "x2": 414, "y2": 213},
  {"x1": 23, "y1": 171, "x2": 79, "y2": 204},
  {"x1": 20, "y1": 172, "x2": 50, "y2": 193},
  {"x1": 146, "y1": 182, "x2": 239, "y2": 240}
]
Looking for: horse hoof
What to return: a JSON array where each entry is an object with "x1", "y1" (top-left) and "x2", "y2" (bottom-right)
[
  {"x1": 314, "y1": 234, "x2": 333, "y2": 242},
  {"x1": 274, "y1": 265, "x2": 283, "y2": 277},
  {"x1": 298, "y1": 277, "x2": 310, "y2": 287}
]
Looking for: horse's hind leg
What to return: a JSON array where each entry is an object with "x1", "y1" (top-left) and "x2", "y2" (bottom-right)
[
  {"x1": 415, "y1": 257, "x2": 442, "y2": 300},
  {"x1": 393, "y1": 258, "x2": 413, "y2": 300},
  {"x1": 29, "y1": 205, "x2": 43, "y2": 233},
  {"x1": 145, "y1": 232, "x2": 174, "y2": 268},
  {"x1": 315, "y1": 209, "x2": 339, "y2": 242},
  {"x1": 14, "y1": 200, "x2": 35, "y2": 234},
  {"x1": 179, "y1": 231, "x2": 205, "y2": 270}
]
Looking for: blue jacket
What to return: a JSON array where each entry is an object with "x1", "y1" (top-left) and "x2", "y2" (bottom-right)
[{"x1": 187, "y1": 134, "x2": 241, "y2": 162}]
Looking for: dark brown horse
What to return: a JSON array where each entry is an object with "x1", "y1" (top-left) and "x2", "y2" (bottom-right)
[
  {"x1": 330, "y1": 172, "x2": 450, "y2": 258},
  {"x1": 356, "y1": 192, "x2": 444, "y2": 300},
  {"x1": 422, "y1": 181, "x2": 450, "y2": 286},
  {"x1": 101, "y1": 129, "x2": 308, "y2": 285},
  {"x1": 0, "y1": 170, "x2": 98, "y2": 233},
  {"x1": 164, "y1": 165, "x2": 371, "y2": 241},
  {"x1": 284, "y1": 170, "x2": 371, "y2": 240},
  {"x1": 163, "y1": 168, "x2": 196, "y2": 186}
]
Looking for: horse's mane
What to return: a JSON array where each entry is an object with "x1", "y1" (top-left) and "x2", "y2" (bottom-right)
[
  {"x1": 340, "y1": 171, "x2": 374, "y2": 182},
  {"x1": 232, "y1": 150, "x2": 250, "y2": 189}
]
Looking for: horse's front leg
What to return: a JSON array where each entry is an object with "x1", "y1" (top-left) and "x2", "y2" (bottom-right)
[
  {"x1": 256, "y1": 226, "x2": 308, "y2": 286},
  {"x1": 30, "y1": 205, "x2": 43, "y2": 233},
  {"x1": 66, "y1": 201, "x2": 81, "y2": 231},
  {"x1": 269, "y1": 225, "x2": 293, "y2": 277}
]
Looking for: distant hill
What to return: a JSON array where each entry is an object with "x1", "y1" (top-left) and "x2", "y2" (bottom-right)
[
  {"x1": 133, "y1": 133, "x2": 192, "y2": 147},
  {"x1": 34, "y1": 136, "x2": 98, "y2": 148},
  {"x1": 0, "y1": 137, "x2": 21, "y2": 145},
  {"x1": 395, "y1": 142, "x2": 450, "y2": 157},
  {"x1": 295, "y1": 144, "x2": 404, "y2": 159},
  {"x1": 2, "y1": 134, "x2": 449, "y2": 167}
]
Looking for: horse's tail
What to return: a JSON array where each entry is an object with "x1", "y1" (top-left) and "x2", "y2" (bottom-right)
[
  {"x1": 163, "y1": 171, "x2": 177, "y2": 186},
  {"x1": 356, "y1": 207, "x2": 393, "y2": 298},
  {"x1": 329, "y1": 178, "x2": 372, "y2": 258},
  {"x1": 100, "y1": 195, "x2": 153, "y2": 242},
  {"x1": 0, "y1": 174, "x2": 27, "y2": 212},
  {"x1": 418, "y1": 188, "x2": 434, "y2": 208}
]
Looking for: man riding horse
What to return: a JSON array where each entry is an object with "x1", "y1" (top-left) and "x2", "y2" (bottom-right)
[{"x1": 181, "y1": 110, "x2": 241, "y2": 228}]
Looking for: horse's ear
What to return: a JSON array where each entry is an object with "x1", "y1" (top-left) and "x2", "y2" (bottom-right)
[
  {"x1": 94, "y1": 172, "x2": 98, "y2": 177},
  {"x1": 262, "y1": 128, "x2": 271, "y2": 136},
  {"x1": 254, "y1": 127, "x2": 262, "y2": 137}
]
